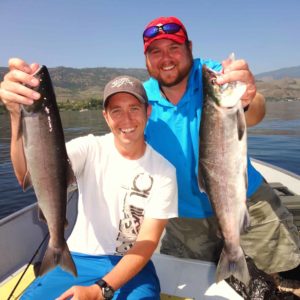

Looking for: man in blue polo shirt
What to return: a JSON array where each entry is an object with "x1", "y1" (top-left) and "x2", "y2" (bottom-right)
[{"x1": 142, "y1": 16, "x2": 300, "y2": 294}]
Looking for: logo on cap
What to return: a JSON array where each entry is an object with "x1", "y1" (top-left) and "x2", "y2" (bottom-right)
[{"x1": 111, "y1": 77, "x2": 134, "y2": 88}]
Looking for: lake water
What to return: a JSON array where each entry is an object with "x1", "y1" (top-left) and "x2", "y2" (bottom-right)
[{"x1": 0, "y1": 101, "x2": 299, "y2": 219}]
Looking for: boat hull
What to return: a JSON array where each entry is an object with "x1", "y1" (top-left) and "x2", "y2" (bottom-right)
[{"x1": 1, "y1": 160, "x2": 299, "y2": 299}]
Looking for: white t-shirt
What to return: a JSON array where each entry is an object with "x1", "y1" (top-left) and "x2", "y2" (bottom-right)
[{"x1": 66, "y1": 133, "x2": 178, "y2": 255}]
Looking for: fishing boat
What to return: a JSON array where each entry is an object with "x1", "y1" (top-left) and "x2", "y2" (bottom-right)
[{"x1": 0, "y1": 159, "x2": 299, "y2": 300}]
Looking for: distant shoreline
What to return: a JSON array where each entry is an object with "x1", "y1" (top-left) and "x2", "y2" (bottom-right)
[
  {"x1": 1, "y1": 65, "x2": 300, "y2": 103},
  {"x1": 1, "y1": 98, "x2": 299, "y2": 114},
  {"x1": 0, "y1": 98, "x2": 104, "y2": 114}
]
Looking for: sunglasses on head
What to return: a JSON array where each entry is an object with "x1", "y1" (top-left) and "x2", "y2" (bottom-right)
[{"x1": 143, "y1": 23, "x2": 188, "y2": 39}]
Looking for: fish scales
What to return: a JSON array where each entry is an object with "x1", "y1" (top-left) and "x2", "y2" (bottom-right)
[
  {"x1": 21, "y1": 65, "x2": 77, "y2": 277},
  {"x1": 198, "y1": 64, "x2": 250, "y2": 286}
]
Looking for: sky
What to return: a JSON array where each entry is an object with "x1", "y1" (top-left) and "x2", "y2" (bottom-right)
[{"x1": 1, "y1": 0, "x2": 299, "y2": 75}]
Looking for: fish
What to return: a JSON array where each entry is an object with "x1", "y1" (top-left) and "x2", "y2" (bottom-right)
[
  {"x1": 21, "y1": 65, "x2": 77, "y2": 277},
  {"x1": 198, "y1": 61, "x2": 250, "y2": 286}
]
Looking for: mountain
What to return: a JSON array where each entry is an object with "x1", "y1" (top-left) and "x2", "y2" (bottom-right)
[
  {"x1": 255, "y1": 66, "x2": 300, "y2": 81},
  {"x1": 1, "y1": 65, "x2": 300, "y2": 103},
  {"x1": 0, "y1": 66, "x2": 149, "y2": 103},
  {"x1": 255, "y1": 66, "x2": 300, "y2": 101},
  {"x1": 256, "y1": 78, "x2": 300, "y2": 101}
]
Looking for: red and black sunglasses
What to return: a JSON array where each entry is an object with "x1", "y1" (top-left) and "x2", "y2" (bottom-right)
[{"x1": 143, "y1": 23, "x2": 188, "y2": 40}]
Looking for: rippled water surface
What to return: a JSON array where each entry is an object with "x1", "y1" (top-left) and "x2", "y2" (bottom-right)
[{"x1": 1, "y1": 102, "x2": 299, "y2": 219}]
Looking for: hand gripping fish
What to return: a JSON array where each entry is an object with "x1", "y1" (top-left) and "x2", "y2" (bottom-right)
[
  {"x1": 198, "y1": 56, "x2": 250, "y2": 286},
  {"x1": 21, "y1": 65, "x2": 77, "y2": 277}
]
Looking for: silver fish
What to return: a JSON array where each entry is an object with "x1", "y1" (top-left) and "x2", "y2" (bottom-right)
[
  {"x1": 21, "y1": 65, "x2": 77, "y2": 277},
  {"x1": 198, "y1": 64, "x2": 250, "y2": 285}
]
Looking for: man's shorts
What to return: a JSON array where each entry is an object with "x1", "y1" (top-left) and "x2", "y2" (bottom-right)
[
  {"x1": 160, "y1": 181, "x2": 300, "y2": 274},
  {"x1": 21, "y1": 253, "x2": 160, "y2": 300}
]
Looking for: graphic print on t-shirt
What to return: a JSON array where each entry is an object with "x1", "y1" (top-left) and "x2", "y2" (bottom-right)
[{"x1": 115, "y1": 172, "x2": 153, "y2": 255}]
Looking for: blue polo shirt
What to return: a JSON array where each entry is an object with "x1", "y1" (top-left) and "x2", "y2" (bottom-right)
[{"x1": 144, "y1": 58, "x2": 263, "y2": 218}]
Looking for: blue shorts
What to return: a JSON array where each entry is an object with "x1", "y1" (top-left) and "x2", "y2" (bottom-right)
[{"x1": 21, "y1": 252, "x2": 160, "y2": 300}]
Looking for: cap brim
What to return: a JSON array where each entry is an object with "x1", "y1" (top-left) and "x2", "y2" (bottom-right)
[{"x1": 103, "y1": 91, "x2": 146, "y2": 108}]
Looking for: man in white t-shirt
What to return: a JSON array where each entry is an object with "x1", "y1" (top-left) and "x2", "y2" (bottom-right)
[{"x1": 0, "y1": 61, "x2": 178, "y2": 300}]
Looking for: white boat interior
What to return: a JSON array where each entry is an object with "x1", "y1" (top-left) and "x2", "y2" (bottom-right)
[{"x1": 0, "y1": 159, "x2": 299, "y2": 299}]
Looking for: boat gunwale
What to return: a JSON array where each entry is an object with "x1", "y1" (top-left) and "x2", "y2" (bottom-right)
[
  {"x1": 251, "y1": 158, "x2": 300, "y2": 181},
  {"x1": 0, "y1": 203, "x2": 37, "y2": 226}
]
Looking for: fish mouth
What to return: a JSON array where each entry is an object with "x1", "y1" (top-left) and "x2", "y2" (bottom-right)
[
  {"x1": 204, "y1": 66, "x2": 246, "y2": 108},
  {"x1": 205, "y1": 67, "x2": 219, "y2": 84}
]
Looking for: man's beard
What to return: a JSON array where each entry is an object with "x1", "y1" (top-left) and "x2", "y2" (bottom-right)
[
  {"x1": 159, "y1": 65, "x2": 191, "y2": 87},
  {"x1": 147, "y1": 52, "x2": 193, "y2": 88}
]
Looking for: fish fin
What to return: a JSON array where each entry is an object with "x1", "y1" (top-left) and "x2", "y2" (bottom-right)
[
  {"x1": 197, "y1": 162, "x2": 207, "y2": 193},
  {"x1": 239, "y1": 202, "x2": 250, "y2": 233},
  {"x1": 244, "y1": 170, "x2": 248, "y2": 191},
  {"x1": 39, "y1": 241, "x2": 77, "y2": 277},
  {"x1": 241, "y1": 208, "x2": 251, "y2": 233},
  {"x1": 66, "y1": 159, "x2": 77, "y2": 192},
  {"x1": 38, "y1": 207, "x2": 47, "y2": 223},
  {"x1": 216, "y1": 246, "x2": 250, "y2": 286},
  {"x1": 67, "y1": 159, "x2": 76, "y2": 185},
  {"x1": 64, "y1": 219, "x2": 69, "y2": 229},
  {"x1": 237, "y1": 109, "x2": 246, "y2": 141},
  {"x1": 216, "y1": 228, "x2": 222, "y2": 239},
  {"x1": 22, "y1": 171, "x2": 32, "y2": 191}
]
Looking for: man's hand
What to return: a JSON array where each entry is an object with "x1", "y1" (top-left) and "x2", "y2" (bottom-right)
[
  {"x1": 215, "y1": 55, "x2": 265, "y2": 126},
  {"x1": 0, "y1": 58, "x2": 41, "y2": 115},
  {"x1": 56, "y1": 284, "x2": 103, "y2": 300},
  {"x1": 216, "y1": 57, "x2": 257, "y2": 108}
]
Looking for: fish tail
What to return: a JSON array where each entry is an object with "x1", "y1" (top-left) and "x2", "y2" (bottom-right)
[
  {"x1": 216, "y1": 246, "x2": 250, "y2": 286},
  {"x1": 39, "y1": 241, "x2": 77, "y2": 277}
]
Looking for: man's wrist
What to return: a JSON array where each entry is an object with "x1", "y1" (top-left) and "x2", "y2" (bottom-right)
[{"x1": 95, "y1": 279, "x2": 115, "y2": 300}]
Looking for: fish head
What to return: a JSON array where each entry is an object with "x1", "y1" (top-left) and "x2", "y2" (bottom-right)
[
  {"x1": 202, "y1": 65, "x2": 246, "y2": 108},
  {"x1": 21, "y1": 97, "x2": 44, "y2": 114},
  {"x1": 22, "y1": 65, "x2": 56, "y2": 114}
]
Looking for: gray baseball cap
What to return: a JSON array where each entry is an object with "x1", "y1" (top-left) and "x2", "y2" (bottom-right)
[{"x1": 103, "y1": 75, "x2": 148, "y2": 108}]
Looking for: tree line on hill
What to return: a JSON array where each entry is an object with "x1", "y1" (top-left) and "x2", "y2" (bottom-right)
[{"x1": 0, "y1": 65, "x2": 300, "y2": 113}]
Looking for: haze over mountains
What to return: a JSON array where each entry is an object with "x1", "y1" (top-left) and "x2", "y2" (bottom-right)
[
  {"x1": 255, "y1": 66, "x2": 300, "y2": 101},
  {"x1": 255, "y1": 66, "x2": 300, "y2": 80},
  {"x1": 1, "y1": 65, "x2": 300, "y2": 102}
]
